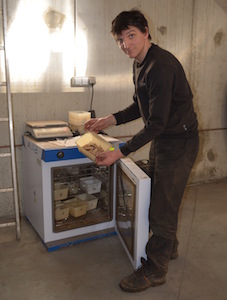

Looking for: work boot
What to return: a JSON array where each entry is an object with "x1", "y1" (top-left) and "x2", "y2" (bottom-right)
[
  {"x1": 119, "y1": 258, "x2": 166, "y2": 293},
  {"x1": 170, "y1": 239, "x2": 179, "y2": 259}
]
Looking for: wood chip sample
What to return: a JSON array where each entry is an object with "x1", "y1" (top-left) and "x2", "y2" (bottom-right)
[{"x1": 83, "y1": 143, "x2": 104, "y2": 156}]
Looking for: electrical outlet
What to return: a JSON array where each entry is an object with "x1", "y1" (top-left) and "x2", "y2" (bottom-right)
[{"x1": 71, "y1": 76, "x2": 96, "y2": 87}]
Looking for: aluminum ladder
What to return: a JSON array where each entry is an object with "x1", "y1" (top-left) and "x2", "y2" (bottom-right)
[{"x1": 0, "y1": 0, "x2": 21, "y2": 239}]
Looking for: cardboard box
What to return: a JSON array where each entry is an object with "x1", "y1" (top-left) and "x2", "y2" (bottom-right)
[{"x1": 76, "y1": 132, "x2": 113, "y2": 162}]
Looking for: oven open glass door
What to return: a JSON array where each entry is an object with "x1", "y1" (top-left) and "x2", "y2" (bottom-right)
[{"x1": 115, "y1": 158, "x2": 151, "y2": 269}]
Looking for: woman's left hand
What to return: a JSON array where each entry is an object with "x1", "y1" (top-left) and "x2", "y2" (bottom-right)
[{"x1": 95, "y1": 149, "x2": 124, "y2": 166}]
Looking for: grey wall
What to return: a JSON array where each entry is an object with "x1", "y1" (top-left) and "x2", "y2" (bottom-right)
[{"x1": 0, "y1": 0, "x2": 226, "y2": 217}]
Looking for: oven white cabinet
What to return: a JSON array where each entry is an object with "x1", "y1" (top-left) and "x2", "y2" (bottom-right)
[{"x1": 23, "y1": 135, "x2": 150, "y2": 269}]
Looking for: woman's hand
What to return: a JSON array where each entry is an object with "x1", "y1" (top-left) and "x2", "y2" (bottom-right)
[
  {"x1": 95, "y1": 149, "x2": 124, "y2": 166},
  {"x1": 84, "y1": 115, "x2": 117, "y2": 133}
]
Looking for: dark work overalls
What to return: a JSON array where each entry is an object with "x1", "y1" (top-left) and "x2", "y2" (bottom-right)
[
  {"x1": 114, "y1": 44, "x2": 199, "y2": 275},
  {"x1": 146, "y1": 135, "x2": 199, "y2": 275}
]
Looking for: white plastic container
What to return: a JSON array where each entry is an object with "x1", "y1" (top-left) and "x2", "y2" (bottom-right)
[
  {"x1": 54, "y1": 206, "x2": 70, "y2": 221},
  {"x1": 64, "y1": 198, "x2": 87, "y2": 218},
  {"x1": 53, "y1": 187, "x2": 69, "y2": 201},
  {"x1": 76, "y1": 193, "x2": 98, "y2": 210},
  {"x1": 69, "y1": 203, "x2": 87, "y2": 218},
  {"x1": 68, "y1": 111, "x2": 91, "y2": 134},
  {"x1": 79, "y1": 176, "x2": 102, "y2": 194}
]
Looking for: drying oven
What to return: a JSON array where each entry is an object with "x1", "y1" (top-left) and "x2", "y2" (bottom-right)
[{"x1": 23, "y1": 135, "x2": 150, "y2": 269}]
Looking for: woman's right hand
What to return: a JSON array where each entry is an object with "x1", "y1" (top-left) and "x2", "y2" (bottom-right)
[{"x1": 84, "y1": 115, "x2": 117, "y2": 133}]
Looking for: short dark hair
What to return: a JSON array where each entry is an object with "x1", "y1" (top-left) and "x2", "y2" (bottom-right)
[{"x1": 111, "y1": 9, "x2": 151, "y2": 40}]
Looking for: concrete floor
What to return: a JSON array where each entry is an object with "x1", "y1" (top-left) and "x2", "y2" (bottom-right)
[{"x1": 0, "y1": 180, "x2": 227, "y2": 300}]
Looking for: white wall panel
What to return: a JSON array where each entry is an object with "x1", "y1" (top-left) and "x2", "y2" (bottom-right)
[{"x1": 0, "y1": 0, "x2": 226, "y2": 216}]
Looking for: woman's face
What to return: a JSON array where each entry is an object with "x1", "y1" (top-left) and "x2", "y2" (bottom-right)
[{"x1": 116, "y1": 25, "x2": 150, "y2": 63}]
